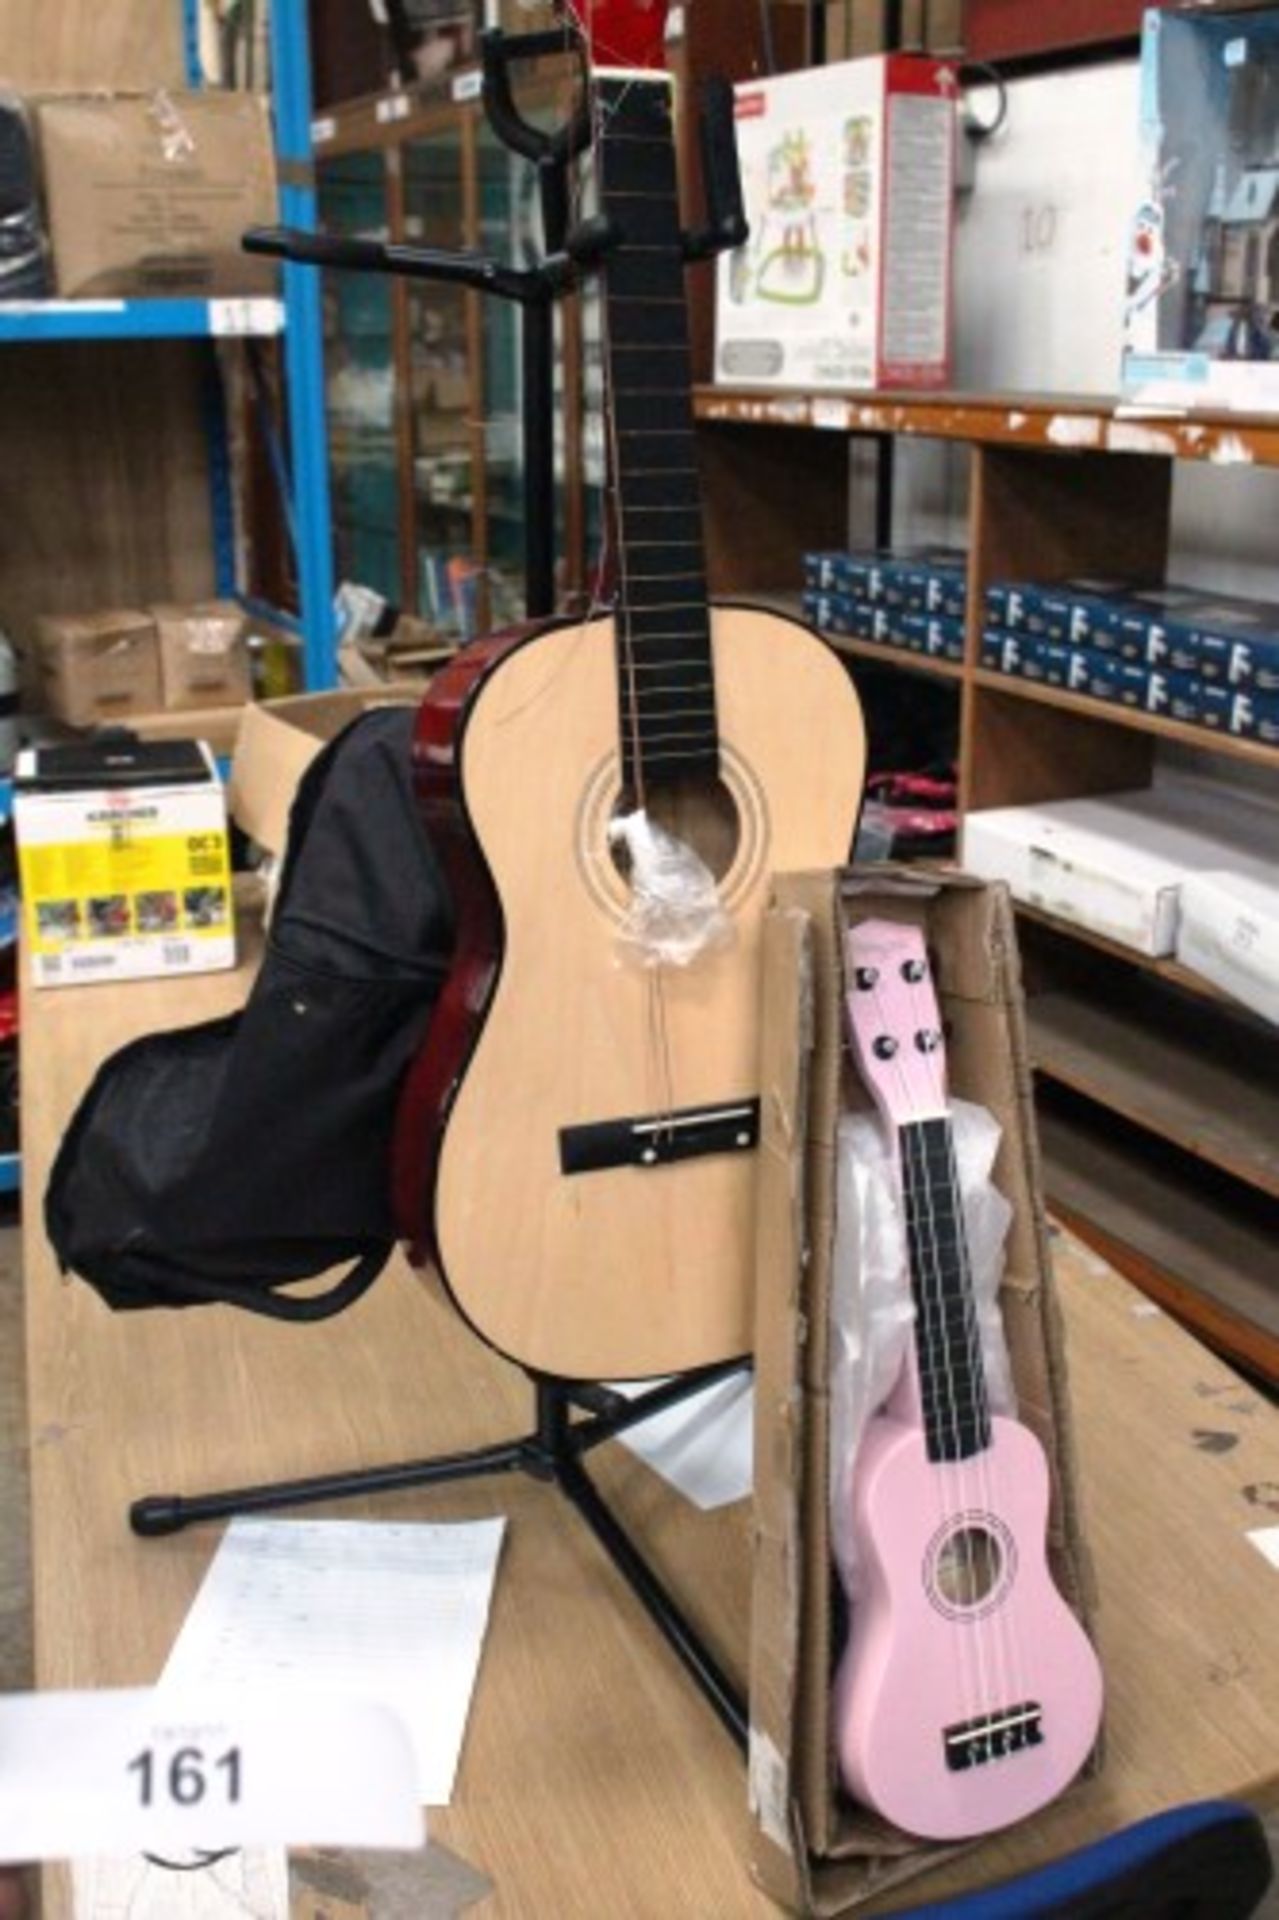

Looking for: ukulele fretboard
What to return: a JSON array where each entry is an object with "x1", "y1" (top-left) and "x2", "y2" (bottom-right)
[
  {"x1": 899, "y1": 1116, "x2": 992, "y2": 1463},
  {"x1": 596, "y1": 74, "x2": 718, "y2": 789}
]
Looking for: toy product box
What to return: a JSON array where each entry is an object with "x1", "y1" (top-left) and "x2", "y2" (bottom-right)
[
  {"x1": 750, "y1": 869, "x2": 1100, "y2": 1913},
  {"x1": 1123, "y1": 7, "x2": 1279, "y2": 412},
  {"x1": 14, "y1": 738, "x2": 234, "y2": 988},
  {"x1": 716, "y1": 56, "x2": 956, "y2": 391}
]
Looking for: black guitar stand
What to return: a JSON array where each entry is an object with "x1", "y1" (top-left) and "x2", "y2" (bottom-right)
[{"x1": 132, "y1": 28, "x2": 753, "y2": 1752}]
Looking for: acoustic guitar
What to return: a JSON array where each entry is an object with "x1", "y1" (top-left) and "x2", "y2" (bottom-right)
[
  {"x1": 834, "y1": 919, "x2": 1103, "y2": 1839},
  {"x1": 393, "y1": 0, "x2": 866, "y2": 1380}
]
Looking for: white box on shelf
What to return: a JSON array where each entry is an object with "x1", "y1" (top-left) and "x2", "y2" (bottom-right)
[
  {"x1": 961, "y1": 784, "x2": 1278, "y2": 957},
  {"x1": 714, "y1": 55, "x2": 956, "y2": 391},
  {"x1": 1177, "y1": 870, "x2": 1279, "y2": 1027}
]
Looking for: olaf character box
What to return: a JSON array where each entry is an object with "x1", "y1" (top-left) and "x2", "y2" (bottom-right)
[
  {"x1": 715, "y1": 56, "x2": 956, "y2": 391},
  {"x1": 1124, "y1": 6, "x2": 1279, "y2": 411}
]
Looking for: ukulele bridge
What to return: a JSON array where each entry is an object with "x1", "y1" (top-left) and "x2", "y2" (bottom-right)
[
  {"x1": 559, "y1": 1098, "x2": 760, "y2": 1175},
  {"x1": 943, "y1": 1702, "x2": 1044, "y2": 1772}
]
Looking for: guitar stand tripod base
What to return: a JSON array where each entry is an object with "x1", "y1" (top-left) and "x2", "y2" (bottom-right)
[{"x1": 130, "y1": 1364, "x2": 750, "y2": 1750}]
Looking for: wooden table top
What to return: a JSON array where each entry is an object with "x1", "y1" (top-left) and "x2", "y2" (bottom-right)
[{"x1": 22, "y1": 899, "x2": 1279, "y2": 1918}]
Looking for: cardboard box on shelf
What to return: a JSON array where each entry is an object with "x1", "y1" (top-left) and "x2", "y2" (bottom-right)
[
  {"x1": 751, "y1": 868, "x2": 1099, "y2": 1914},
  {"x1": 715, "y1": 56, "x2": 955, "y2": 392},
  {"x1": 1123, "y1": 7, "x2": 1279, "y2": 413},
  {"x1": 34, "y1": 609, "x2": 162, "y2": 728},
  {"x1": 151, "y1": 601, "x2": 252, "y2": 712},
  {"x1": 822, "y1": 0, "x2": 966, "y2": 59},
  {"x1": 14, "y1": 737, "x2": 234, "y2": 988},
  {"x1": 36, "y1": 90, "x2": 278, "y2": 298}
]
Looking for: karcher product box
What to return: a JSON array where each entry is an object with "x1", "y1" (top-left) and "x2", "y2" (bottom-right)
[{"x1": 15, "y1": 738, "x2": 234, "y2": 988}]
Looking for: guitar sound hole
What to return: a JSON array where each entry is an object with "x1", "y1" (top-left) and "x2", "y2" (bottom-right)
[
  {"x1": 609, "y1": 775, "x2": 742, "y2": 886},
  {"x1": 935, "y1": 1526, "x2": 1003, "y2": 1609}
]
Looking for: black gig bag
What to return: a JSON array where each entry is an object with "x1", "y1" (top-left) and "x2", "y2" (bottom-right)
[{"x1": 46, "y1": 707, "x2": 452, "y2": 1321}]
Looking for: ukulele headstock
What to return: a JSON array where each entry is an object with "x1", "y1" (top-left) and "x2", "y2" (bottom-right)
[
  {"x1": 845, "y1": 920, "x2": 948, "y2": 1128},
  {"x1": 556, "y1": 0, "x2": 671, "y2": 70}
]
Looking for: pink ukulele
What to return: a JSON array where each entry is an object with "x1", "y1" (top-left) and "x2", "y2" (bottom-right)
[{"x1": 833, "y1": 919, "x2": 1103, "y2": 1842}]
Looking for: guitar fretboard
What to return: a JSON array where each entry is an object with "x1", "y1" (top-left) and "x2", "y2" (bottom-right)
[
  {"x1": 596, "y1": 74, "x2": 718, "y2": 789},
  {"x1": 899, "y1": 1116, "x2": 992, "y2": 1463}
]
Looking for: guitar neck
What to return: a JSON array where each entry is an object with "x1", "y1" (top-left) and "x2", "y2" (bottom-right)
[
  {"x1": 898, "y1": 1114, "x2": 992, "y2": 1463},
  {"x1": 595, "y1": 71, "x2": 718, "y2": 788}
]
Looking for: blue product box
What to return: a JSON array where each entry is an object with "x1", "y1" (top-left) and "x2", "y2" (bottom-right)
[
  {"x1": 1200, "y1": 682, "x2": 1279, "y2": 742},
  {"x1": 920, "y1": 613, "x2": 965, "y2": 662},
  {"x1": 985, "y1": 578, "x2": 1148, "y2": 643},
  {"x1": 1108, "y1": 585, "x2": 1205, "y2": 668},
  {"x1": 1173, "y1": 596, "x2": 1279, "y2": 692},
  {"x1": 1019, "y1": 638, "x2": 1074, "y2": 686},
  {"x1": 897, "y1": 612, "x2": 962, "y2": 656},
  {"x1": 894, "y1": 555, "x2": 968, "y2": 620},
  {"x1": 980, "y1": 628, "x2": 1023, "y2": 675},
  {"x1": 1067, "y1": 650, "x2": 1164, "y2": 709}
]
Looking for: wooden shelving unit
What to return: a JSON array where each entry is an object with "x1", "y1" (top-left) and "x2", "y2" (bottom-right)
[{"x1": 693, "y1": 386, "x2": 1279, "y2": 1380}]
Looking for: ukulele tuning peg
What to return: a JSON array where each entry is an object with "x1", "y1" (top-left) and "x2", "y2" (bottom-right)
[
  {"x1": 855, "y1": 966, "x2": 879, "y2": 990},
  {"x1": 873, "y1": 1035, "x2": 898, "y2": 1060},
  {"x1": 901, "y1": 957, "x2": 927, "y2": 983},
  {"x1": 915, "y1": 1029, "x2": 942, "y2": 1053}
]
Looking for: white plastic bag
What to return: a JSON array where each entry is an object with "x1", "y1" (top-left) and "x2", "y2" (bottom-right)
[{"x1": 609, "y1": 809, "x2": 735, "y2": 969}]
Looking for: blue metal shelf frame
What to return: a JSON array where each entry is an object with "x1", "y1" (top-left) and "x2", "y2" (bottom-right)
[
  {"x1": 1, "y1": 6, "x2": 339, "y2": 687},
  {"x1": 0, "y1": 299, "x2": 285, "y2": 342},
  {"x1": 267, "y1": 0, "x2": 339, "y2": 690}
]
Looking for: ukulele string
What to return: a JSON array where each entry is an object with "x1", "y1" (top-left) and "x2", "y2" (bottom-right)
[
  {"x1": 897, "y1": 1087, "x2": 987, "y2": 1740},
  {"x1": 908, "y1": 964, "x2": 1012, "y2": 1745},
  {"x1": 938, "y1": 1111, "x2": 1026, "y2": 1737},
  {"x1": 869, "y1": 951, "x2": 983, "y2": 1737}
]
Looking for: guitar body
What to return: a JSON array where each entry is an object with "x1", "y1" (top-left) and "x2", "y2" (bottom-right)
[
  {"x1": 394, "y1": 603, "x2": 864, "y2": 1379},
  {"x1": 833, "y1": 1412, "x2": 1104, "y2": 1841}
]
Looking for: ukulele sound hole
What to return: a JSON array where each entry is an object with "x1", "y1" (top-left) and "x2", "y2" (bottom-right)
[
  {"x1": 609, "y1": 775, "x2": 742, "y2": 887},
  {"x1": 934, "y1": 1526, "x2": 1003, "y2": 1610}
]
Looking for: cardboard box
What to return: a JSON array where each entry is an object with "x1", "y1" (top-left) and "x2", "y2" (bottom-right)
[
  {"x1": 1123, "y1": 7, "x2": 1279, "y2": 412},
  {"x1": 35, "y1": 609, "x2": 162, "y2": 728},
  {"x1": 716, "y1": 58, "x2": 955, "y2": 391},
  {"x1": 751, "y1": 869, "x2": 1099, "y2": 1913},
  {"x1": 14, "y1": 737, "x2": 234, "y2": 988},
  {"x1": 822, "y1": 0, "x2": 967, "y2": 59},
  {"x1": 37, "y1": 90, "x2": 278, "y2": 298},
  {"x1": 962, "y1": 784, "x2": 1278, "y2": 956},
  {"x1": 229, "y1": 689, "x2": 419, "y2": 859},
  {"x1": 1177, "y1": 868, "x2": 1279, "y2": 1026},
  {"x1": 151, "y1": 601, "x2": 252, "y2": 712}
]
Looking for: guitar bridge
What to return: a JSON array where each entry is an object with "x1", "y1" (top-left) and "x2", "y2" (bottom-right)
[
  {"x1": 559, "y1": 1098, "x2": 760, "y2": 1176},
  {"x1": 943, "y1": 1702, "x2": 1043, "y2": 1772}
]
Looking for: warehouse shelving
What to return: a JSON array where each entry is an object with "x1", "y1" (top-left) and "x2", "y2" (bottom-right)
[
  {"x1": 0, "y1": 2, "x2": 343, "y2": 1197},
  {"x1": 693, "y1": 384, "x2": 1279, "y2": 1383}
]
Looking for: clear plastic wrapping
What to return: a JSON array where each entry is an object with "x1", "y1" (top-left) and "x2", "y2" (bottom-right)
[
  {"x1": 829, "y1": 1099, "x2": 1017, "y2": 1599},
  {"x1": 608, "y1": 810, "x2": 735, "y2": 969}
]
